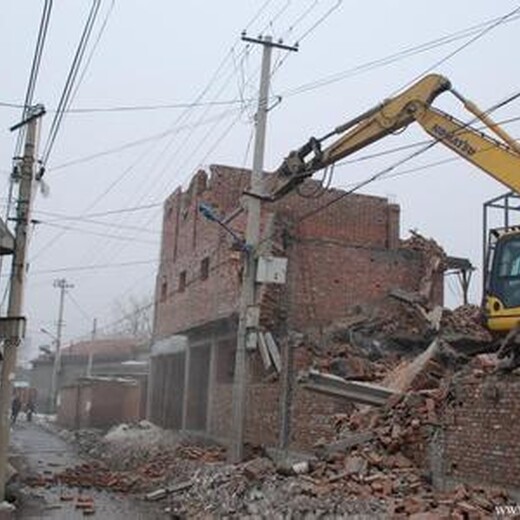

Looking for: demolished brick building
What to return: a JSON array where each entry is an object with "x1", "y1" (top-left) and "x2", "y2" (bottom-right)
[{"x1": 148, "y1": 164, "x2": 445, "y2": 449}]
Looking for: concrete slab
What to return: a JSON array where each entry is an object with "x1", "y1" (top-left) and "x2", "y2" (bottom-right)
[{"x1": 301, "y1": 370, "x2": 397, "y2": 406}]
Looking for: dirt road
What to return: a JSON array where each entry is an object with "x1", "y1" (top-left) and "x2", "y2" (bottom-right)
[{"x1": 10, "y1": 420, "x2": 164, "y2": 519}]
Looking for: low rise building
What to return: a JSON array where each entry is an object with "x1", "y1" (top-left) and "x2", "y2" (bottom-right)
[{"x1": 149, "y1": 165, "x2": 444, "y2": 449}]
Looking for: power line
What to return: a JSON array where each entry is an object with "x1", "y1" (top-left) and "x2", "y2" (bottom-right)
[
  {"x1": 67, "y1": 0, "x2": 115, "y2": 107},
  {"x1": 0, "y1": 97, "x2": 261, "y2": 113},
  {"x1": 40, "y1": 0, "x2": 102, "y2": 168},
  {"x1": 13, "y1": 0, "x2": 53, "y2": 159},
  {"x1": 292, "y1": 88, "x2": 520, "y2": 224},
  {"x1": 76, "y1": 62, "x2": 254, "y2": 269},
  {"x1": 398, "y1": 5, "x2": 520, "y2": 93},
  {"x1": 71, "y1": 203, "x2": 162, "y2": 219},
  {"x1": 270, "y1": 0, "x2": 343, "y2": 76},
  {"x1": 70, "y1": 7, "x2": 520, "y2": 342},
  {"x1": 34, "y1": 209, "x2": 159, "y2": 235},
  {"x1": 0, "y1": 102, "x2": 23, "y2": 109},
  {"x1": 293, "y1": 0, "x2": 342, "y2": 44},
  {"x1": 22, "y1": 258, "x2": 159, "y2": 276},
  {"x1": 26, "y1": 3, "x2": 305, "y2": 273},
  {"x1": 278, "y1": 10, "x2": 520, "y2": 99},
  {"x1": 66, "y1": 291, "x2": 93, "y2": 324},
  {"x1": 39, "y1": 221, "x2": 160, "y2": 245},
  {"x1": 45, "y1": 47, "x2": 252, "y2": 266},
  {"x1": 25, "y1": 3, "x2": 334, "y2": 276},
  {"x1": 47, "y1": 107, "x2": 243, "y2": 173}
]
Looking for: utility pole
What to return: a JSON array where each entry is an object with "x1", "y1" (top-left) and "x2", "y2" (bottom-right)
[
  {"x1": 86, "y1": 318, "x2": 97, "y2": 377},
  {"x1": 0, "y1": 105, "x2": 44, "y2": 500},
  {"x1": 49, "y1": 278, "x2": 73, "y2": 412},
  {"x1": 229, "y1": 34, "x2": 297, "y2": 463}
]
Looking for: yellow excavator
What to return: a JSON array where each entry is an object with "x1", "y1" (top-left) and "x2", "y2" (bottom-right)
[{"x1": 268, "y1": 74, "x2": 520, "y2": 333}]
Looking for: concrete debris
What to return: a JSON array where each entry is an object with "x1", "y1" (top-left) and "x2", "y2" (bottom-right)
[
  {"x1": 20, "y1": 240, "x2": 514, "y2": 519},
  {"x1": 440, "y1": 304, "x2": 493, "y2": 346},
  {"x1": 144, "y1": 480, "x2": 193, "y2": 501},
  {"x1": 382, "y1": 339, "x2": 442, "y2": 393},
  {"x1": 242, "y1": 457, "x2": 274, "y2": 480},
  {"x1": 314, "y1": 431, "x2": 374, "y2": 457},
  {"x1": 24, "y1": 370, "x2": 514, "y2": 518},
  {"x1": 401, "y1": 231, "x2": 448, "y2": 301},
  {"x1": 301, "y1": 369, "x2": 398, "y2": 406}
]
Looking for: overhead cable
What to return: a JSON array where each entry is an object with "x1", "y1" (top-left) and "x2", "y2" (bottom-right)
[
  {"x1": 40, "y1": 0, "x2": 102, "y2": 168},
  {"x1": 279, "y1": 10, "x2": 520, "y2": 98},
  {"x1": 397, "y1": 5, "x2": 520, "y2": 93}
]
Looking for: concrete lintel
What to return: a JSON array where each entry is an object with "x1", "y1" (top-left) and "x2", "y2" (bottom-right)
[{"x1": 301, "y1": 370, "x2": 397, "y2": 406}]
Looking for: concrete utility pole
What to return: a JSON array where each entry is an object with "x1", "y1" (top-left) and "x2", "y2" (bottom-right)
[
  {"x1": 86, "y1": 318, "x2": 97, "y2": 377},
  {"x1": 0, "y1": 105, "x2": 44, "y2": 500},
  {"x1": 49, "y1": 278, "x2": 74, "y2": 412},
  {"x1": 229, "y1": 34, "x2": 297, "y2": 463}
]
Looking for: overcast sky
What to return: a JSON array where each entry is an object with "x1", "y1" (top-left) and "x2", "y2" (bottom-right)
[{"x1": 1, "y1": 1, "x2": 520, "y2": 362}]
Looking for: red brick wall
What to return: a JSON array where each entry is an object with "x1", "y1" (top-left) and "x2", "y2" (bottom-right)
[
  {"x1": 440, "y1": 375, "x2": 520, "y2": 491},
  {"x1": 154, "y1": 165, "x2": 440, "y2": 338},
  {"x1": 57, "y1": 380, "x2": 142, "y2": 430},
  {"x1": 152, "y1": 165, "x2": 445, "y2": 450},
  {"x1": 90, "y1": 381, "x2": 141, "y2": 428},
  {"x1": 154, "y1": 167, "x2": 247, "y2": 338},
  {"x1": 208, "y1": 383, "x2": 233, "y2": 441},
  {"x1": 58, "y1": 386, "x2": 85, "y2": 429},
  {"x1": 286, "y1": 241, "x2": 424, "y2": 330},
  {"x1": 210, "y1": 379, "x2": 345, "y2": 451}
]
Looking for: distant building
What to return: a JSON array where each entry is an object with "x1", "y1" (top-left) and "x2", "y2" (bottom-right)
[
  {"x1": 58, "y1": 376, "x2": 145, "y2": 430},
  {"x1": 30, "y1": 337, "x2": 149, "y2": 414}
]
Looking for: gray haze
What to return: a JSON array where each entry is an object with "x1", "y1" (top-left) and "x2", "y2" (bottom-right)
[{"x1": 1, "y1": 1, "x2": 519, "y2": 363}]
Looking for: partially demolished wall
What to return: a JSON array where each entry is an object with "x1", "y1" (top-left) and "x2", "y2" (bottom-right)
[{"x1": 440, "y1": 373, "x2": 520, "y2": 495}]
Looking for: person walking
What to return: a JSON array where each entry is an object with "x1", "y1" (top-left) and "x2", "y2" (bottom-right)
[
  {"x1": 25, "y1": 398, "x2": 35, "y2": 422},
  {"x1": 11, "y1": 395, "x2": 21, "y2": 425}
]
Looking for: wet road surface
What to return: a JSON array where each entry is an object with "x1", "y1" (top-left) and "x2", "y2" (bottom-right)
[{"x1": 10, "y1": 420, "x2": 166, "y2": 519}]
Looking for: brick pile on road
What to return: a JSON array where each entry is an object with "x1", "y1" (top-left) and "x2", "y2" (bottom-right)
[
  {"x1": 26, "y1": 364, "x2": 511, "y2": 519},
  {"x1": 159, "y1": 458, "x2": 386, "y2": 518},
  {"x1": 25, "y1": 441, "x2": 225, "y2": 494}
]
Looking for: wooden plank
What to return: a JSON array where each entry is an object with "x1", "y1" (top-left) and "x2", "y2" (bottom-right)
[
  {"x1": 258, "y1": 333, "x2": 273, "y2": 371},
  {"x1": 264, "y1": 332, "x2": 282, "y2": 373}
]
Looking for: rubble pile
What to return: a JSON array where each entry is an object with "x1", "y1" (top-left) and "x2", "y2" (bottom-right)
[
  {"x1": 157, "y1": 458, "x2": 385, "y2": 518},
  {"x1": 441, "y1": 304, "x2": 493, "y2": 344},
  {"x1": 313, "y1": 339, "x2": 389, "y2": 382},
  {"x1": 314, "y1": 301, "x2": 480, "y2": 389},
  {"x1": 401, "y1": 231, "x2": 448, "y2": 302},
  {"x1": 400, "y1": 232, "x2": 448, "y2": 267},
  {"x1": 328, "y1": 297, "x2": 431, "y2": 346},
  {"x1": 26, "y1": 452, "x2": 177, "y2": 494},
  {"x1": 297, "y1": 385, "x2": 508, "y2": 519}
]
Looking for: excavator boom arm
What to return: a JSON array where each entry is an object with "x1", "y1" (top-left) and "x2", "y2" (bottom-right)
[
  {"x1": 415, "y1": 106, "x2": 520, "y2": 193},
  {"x1": 271, "y1": 73, "x2": 520, "y2": 199}
]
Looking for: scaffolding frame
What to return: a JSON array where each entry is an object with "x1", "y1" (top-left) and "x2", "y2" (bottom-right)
[{"x1": 483, "y1": 191, "x2": 520, "y2": 296}]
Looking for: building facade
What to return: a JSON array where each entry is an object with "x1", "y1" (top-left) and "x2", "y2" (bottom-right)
[{"x1": 150, "y1": 165, "x2": 443, "y2": 449}]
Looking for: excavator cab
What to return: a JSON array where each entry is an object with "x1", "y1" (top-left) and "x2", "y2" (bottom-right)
[{"x1": 485, "y1": 227, "x2": 520, "y2": 331}]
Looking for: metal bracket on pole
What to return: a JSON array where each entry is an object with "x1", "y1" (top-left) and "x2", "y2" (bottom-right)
[
  {"x1": 9, "y1": 104, "x2": 46, "y2": 132},
  {"x1": 0, "y1": 317, "x2": 26, "y2": 340}
]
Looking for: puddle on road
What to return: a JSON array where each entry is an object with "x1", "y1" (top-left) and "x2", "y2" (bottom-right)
[{"x1": 11, "y1": 423, "x2": 168, "y2": 520}]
